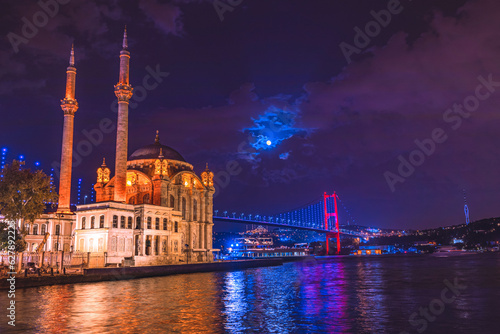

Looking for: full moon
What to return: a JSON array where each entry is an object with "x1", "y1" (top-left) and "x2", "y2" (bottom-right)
[{"x1": 266, "y1": 140, "x2": 272, "y2": 146}]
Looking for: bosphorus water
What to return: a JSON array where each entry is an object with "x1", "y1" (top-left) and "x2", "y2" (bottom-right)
[{"x1": 3, "y1": 253, "x2": 500, "y2": 333}]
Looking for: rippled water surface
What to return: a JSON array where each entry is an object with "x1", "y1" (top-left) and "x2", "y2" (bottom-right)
[{"x1": 3, "y1": 253, "x2": 500, "y2": 333}]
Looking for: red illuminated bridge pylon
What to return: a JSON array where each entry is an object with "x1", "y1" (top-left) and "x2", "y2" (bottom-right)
[{"x1": 324, "y1": 191, "x2": 340, "y2": 255}]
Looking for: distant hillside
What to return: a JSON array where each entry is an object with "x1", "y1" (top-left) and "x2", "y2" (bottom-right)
[{"x1": 367, "y1": 217, "x2": 500, "y2": 248}]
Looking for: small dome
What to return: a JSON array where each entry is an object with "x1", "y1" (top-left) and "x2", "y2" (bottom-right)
[{"x1": 128, "y1": 131, "x2": 186, "y2": 162}]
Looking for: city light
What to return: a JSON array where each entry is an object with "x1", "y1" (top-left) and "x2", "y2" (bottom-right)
[
  {"x1": 77, "y1": 178, "x2": 82, "y2": 204},
  {"x1": 1, "y1": 147, "x2": 7, "y2": 178}
]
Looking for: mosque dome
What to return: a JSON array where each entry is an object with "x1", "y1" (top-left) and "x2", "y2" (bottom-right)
[{"x1": 128, "y1": 131, "x2": 186, "y2": 162}]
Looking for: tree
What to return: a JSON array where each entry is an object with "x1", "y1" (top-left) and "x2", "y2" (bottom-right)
[
  {"x1": 0, "y1": 221, "x2": 27, "y2": 252},
  {"x1": 0, "y1": 160, "x2": 57, "y2": 252}
]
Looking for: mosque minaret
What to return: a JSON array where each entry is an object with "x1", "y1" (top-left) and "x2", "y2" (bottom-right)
[{"x1": 57, "y1": 45, "x2": 78, "y2": 214}]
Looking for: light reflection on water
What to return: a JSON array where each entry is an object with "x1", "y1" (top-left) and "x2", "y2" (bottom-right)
[{"x1": 4, "y1": 253, "x2": 500, "y2": 333}]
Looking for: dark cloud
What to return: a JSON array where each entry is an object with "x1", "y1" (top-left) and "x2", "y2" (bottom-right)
[{"x1": 1, "y1": 0, "x2": 499, "y2": 229}]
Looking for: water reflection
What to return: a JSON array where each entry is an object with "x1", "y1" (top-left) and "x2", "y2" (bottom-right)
[
  {"x1": 5, "y1": 253, "x2": 500, "y2": 334},
  {"x1": 223, "y1": 271, "x2": 249, "y2": 333},
  {"x1": 298, "y1": 259, "x2": 349, "y2": 333}
]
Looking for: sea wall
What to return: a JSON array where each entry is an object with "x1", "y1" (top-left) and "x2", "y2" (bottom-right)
[{"x1": 0, "y1": 259, "x2": 284, "y2": 290}]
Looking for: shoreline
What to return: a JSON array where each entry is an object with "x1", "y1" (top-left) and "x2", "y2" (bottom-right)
[{"x1": 0, "y1": 259, "x2": 286, "y2": 290}]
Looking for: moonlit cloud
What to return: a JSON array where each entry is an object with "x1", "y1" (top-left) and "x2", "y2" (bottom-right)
[{"x1": 243, "y1": 106, "x2": 309, "y2": 152}]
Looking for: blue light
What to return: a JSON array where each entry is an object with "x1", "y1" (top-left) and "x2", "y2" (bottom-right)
[
  {"x1": 35, "y1": 161, "x2": 40, "y2": 166},
  {"x1": 77, "y1": 178, "x2": 83, "y2": 204},
  {"x1": 19, "y1": 155, "x2": 24, "y2": 160},
  {"x1": 0, "y1": 148, "x2": 6, "y2": 178},
  {"x1": 231, "y1": 244, "x2": 234, "y2": 247}
]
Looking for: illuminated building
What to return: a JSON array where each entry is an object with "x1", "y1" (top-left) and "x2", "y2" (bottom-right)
[
  {"x1": 74, "y1": 29, "x2": 216, "y2": 266},
  {"x1": 77, "y1": 178, "x2": 82, "y2": 204},
  {"x1": 1, "y1": 148, "x2": 7, "y2": 178},
  {"x1": 22, "y1": 30, "x2": 216, "y2": 266}
]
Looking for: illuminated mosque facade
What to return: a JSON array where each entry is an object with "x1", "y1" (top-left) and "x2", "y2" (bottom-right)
[{"x1": 23, "y1": 29, "x2": 216, "y2": 266}]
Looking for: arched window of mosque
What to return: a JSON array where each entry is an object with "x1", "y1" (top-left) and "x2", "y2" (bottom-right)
[
  {"x1": 182, "y1": 198, "x2": 186, "y2": 220},
  {"x1": 147, "y1": 217, "x2": 152, "y2": 229},
  {"x1": 81, "y1": 217, "x2": 86, "y2": 229},
  {"x1": 128, "y1": 216, "x2": 132, "y2": 229},
  {"x1": 193, "y1": 200, "x2": 198, "y2": 222},
  {"x1": 91, "y1": 216, "x2": 95, "y2": 229},
  {"x1": 143, "y1": 193, "x2": 150, "y2": 204},
  {"x1": 55, "y1": 224, "x2": 61, "y2": 235},
  {"x1": 120, "y1": 216, "x2": 126, "y2": 228},
  {"x1": 136, "y1": 216, "x2": 141, "y2": 229},
  {"x1": 100, "y1": 215, "x2": 105, "y2": 228},
  {"x1": 113, "y1": 215, "x2": 118, "y2": 228},
  {"x1": 33, "y1": 224, "x2": 38, "y2": 235},
  {"x1": 25, "y1": 224, "x2": 30, "y2": 234},
  {"x1": 41, "y1": 224, "x2": 47, "y2": 235},
  {"x1": 170, "y1": 195, "x2": 175, "y2": 208},
  {"x1": 174, "y1": 221, "x2": 178, "y2": 233},
  {"x1": 163, "y1": 218, "x2": 167, "y2": 230},
  {"x1": 129, "y1": 197, "x2": 135, "y2": 205}
]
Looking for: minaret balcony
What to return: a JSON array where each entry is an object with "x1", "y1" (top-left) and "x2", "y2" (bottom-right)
[
  {"x1": 60, "y1": 98, "x2": 78, "y2": 115},
  {"x1": 114, "y1": 84, "x2": 133, "y2": 102}
]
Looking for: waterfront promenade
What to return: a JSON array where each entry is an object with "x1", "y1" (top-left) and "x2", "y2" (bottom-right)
[{"x1": 0, "y1": 259, "x2": 284, "y2": 290}]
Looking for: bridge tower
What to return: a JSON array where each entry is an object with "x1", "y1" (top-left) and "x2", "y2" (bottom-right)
[
  {"x1": 463, "y1": 189, "x2": 470, "y2": 225},
  {"x1": 324, "y1": 192, "x2": 340, "y2": 254}
]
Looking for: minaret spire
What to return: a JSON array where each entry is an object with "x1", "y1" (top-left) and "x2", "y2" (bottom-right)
[
  {"x1": 57, "y1": 44, "x2": 78, "y2": 213},
  {"x1": 155, "y1": 130, "x2": 160, "y2": 143},
  {"x1": 69, "y1": 44, "x2": 75, "y2": 67},
  {"x1": 123, "y1": 26, "x2": 128, "y2": 50},
  {"x1": 113, "y1": 27, "x2": 133, "y2": 203}
]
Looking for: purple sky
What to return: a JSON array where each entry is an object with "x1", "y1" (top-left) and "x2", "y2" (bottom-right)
[{"x1": 1, "y1": 0, "x2": 500, "y2": 229}]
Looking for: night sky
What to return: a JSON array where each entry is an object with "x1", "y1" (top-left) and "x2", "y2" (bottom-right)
[{"x1": 1, "y1": 0, "x2": 499, "y2": 230}]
